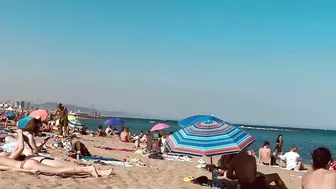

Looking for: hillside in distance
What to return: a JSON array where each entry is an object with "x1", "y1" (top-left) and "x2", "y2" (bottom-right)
[{"x1": 33, "y1": 102, "x2": 151, "y2": 118}]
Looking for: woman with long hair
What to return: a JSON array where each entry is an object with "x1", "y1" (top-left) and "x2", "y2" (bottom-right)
[
  {"x1": 0, "y1": 128, "x2": 112, "y2": 177},
  {"x1": 274, "y1": 134, "x2": 283, "y2": 160}
]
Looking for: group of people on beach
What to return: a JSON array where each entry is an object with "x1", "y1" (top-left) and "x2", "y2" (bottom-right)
[
  {"x1": 2, "y1": 104, "x2": 336, "y2": 189},
  {"x1": 0, "y1": 103, "x2": 113, "y2": 178},
  {"x1": 213, "y1": 133, "x2": 336, "y2": 189},
  {"x1": 222, "y1": 146, "x2": 336, "y2": 189},
  {"x1": 97, "y1": 124, "x2": 170, "y2": 153}
]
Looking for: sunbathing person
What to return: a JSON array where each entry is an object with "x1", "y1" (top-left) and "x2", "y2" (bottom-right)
[
  {"x1": 279, "y1": 146, "x2": 305, "y2": 170},
  {"x1": 227, "y1": 150, "x2": 288, "y2": 189},
  {"x1": 258, "y1": 141, "x2": 277, "y2": 166},
  {"x1": 302, "y1": 147, "x2": 336, "y2": 189},
  {"x1": 0, "y1": 129, "x2": 112, "y2": 178}
]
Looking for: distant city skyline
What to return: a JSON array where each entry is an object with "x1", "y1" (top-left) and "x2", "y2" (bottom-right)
[{"x1": 1, "y1": 1, "x2": 336, "y2": 128}]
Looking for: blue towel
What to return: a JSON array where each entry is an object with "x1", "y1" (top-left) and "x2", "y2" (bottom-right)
[
  {"x1": 82, "y1": 156, "x2": 121, "y2": 162},
  {"x1": 18, "y1": 116, "x2": 34, "y2": 129}
]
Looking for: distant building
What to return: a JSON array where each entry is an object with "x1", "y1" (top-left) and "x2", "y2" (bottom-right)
[
  {"x1": 20, "y1": 101, "x2": 25, "y2": 109},
  {"x1": 26, "y1": 101, "x2": 31, "y2": 109}
]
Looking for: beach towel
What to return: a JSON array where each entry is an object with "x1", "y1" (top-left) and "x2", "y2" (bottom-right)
[
  {"x1": 162, "y1": 154, "x2": 192, "y2": 162},
  {"x1": 94, "y1": 146, "x2": 135, "y2": 152},
  {"x1": 82, "y1": 156, "x2": 120, "y2": 162},
  {"x1": 81, "y1": 156, "x2": 135, "y2": 167}
]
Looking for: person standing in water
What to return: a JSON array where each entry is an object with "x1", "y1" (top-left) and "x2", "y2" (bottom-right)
[
  {"x1": 274, "y1": 135, "x2": 283, "y2": 160},
  {"x1": 55, "y1": 103, "x2": 69, "y2": 136}
]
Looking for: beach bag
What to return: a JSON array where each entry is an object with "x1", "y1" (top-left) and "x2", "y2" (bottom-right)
[{"x1": 71, "y1": 141, "x2": 91, "y2": 156}]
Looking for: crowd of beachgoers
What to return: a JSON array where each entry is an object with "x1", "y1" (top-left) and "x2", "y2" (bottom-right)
[{"x1": 0, "y1": 103, "x2": 335, "y2": 189}]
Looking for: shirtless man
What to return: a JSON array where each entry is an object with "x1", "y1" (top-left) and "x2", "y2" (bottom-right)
[
  {"x1": 302, "y1": 147, "x2": 336, "y2": 189},
  {"x1": 227, "y1": 150, "x2": 287, "y2": 189},
  {"x1": 55, "y1": 103, "x2": 69, "y2": 136},
  {"x1": 258, "y1": 141, "x2": 276, "y2": 166}
]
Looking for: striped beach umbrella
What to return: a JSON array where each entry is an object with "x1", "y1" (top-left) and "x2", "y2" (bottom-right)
[{"x1": 166, "y1": 120, "x2": 255, "y2": 157}]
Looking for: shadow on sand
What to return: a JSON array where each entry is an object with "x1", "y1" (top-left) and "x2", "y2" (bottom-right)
[{"x1": 216, "y1": 171, "x2": 280, "y2": 189}]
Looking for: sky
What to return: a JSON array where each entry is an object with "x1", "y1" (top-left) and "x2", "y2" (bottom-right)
[{"x1": 0, "y1": 0, "x2": 336, "y2": 128}]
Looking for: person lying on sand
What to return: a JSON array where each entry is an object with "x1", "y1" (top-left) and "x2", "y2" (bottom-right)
[
  {"x1": 226, "y1": 150, "x2": 288, "y2": 189},
  {"x1": 302, "y1": 147, "x2": 336, "y2": 189},
  {"x1": 279, "y1": 146, "x2": 306, "y2": 171},
  {"x1": 258, "y1": 141, "x2": 277, "y2": 166},
  {"x1": 0, "y1": 129, "x2": 112, "y2": 178}
]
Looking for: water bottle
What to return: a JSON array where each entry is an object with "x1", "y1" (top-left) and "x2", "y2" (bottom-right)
[{"x1": 76, "y1": 151, "x2": 81, "y2": 159}]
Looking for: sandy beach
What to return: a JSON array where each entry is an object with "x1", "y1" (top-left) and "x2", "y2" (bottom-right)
[{"x1": 0, "y1": 134, "x2": 307, "y2": 189}]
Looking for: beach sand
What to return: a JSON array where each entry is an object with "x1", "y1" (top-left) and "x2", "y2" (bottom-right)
[{"x1": 0, "y1": 135, "x2": 307, "y2": 189}]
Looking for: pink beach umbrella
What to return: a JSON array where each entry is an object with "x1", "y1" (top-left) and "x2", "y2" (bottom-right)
[
  {"x1": 150, "y1": 123, "x2": 170, "y2": 132},
  {"x1": 29, "y1": 109, "x2": 48, "y2": 121}
]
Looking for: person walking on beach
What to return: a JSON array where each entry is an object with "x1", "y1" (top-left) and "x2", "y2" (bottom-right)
[
  {"x1": 302, "y1": 147, "x2": 335, "y2": 189},
  {"x1": 55, "y1": 103, "x2": 69, "y2": 136},
  {"x1": 227, "y1": 150, "x2": 288, "y2": 189}
]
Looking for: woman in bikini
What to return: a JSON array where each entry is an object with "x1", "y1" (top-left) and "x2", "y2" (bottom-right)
[
  {"x1": 16, "y1": 116, "x2": 45, "y2": 155},
  {"x1": 0, "y1": 120, "x2": 112, "y2": 177}
]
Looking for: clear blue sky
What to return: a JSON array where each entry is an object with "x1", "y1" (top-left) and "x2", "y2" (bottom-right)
[{"x1": 1, "y1": 0, "x2": 336, "y2": 128}]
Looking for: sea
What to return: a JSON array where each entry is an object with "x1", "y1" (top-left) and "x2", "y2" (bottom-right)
[{"x1": 81, "y1": 117, "x2": 336, "y2": 164}]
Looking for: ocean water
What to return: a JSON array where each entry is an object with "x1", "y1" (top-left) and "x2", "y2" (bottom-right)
[{"x1": 81, "y1": 118, "x2": 336, "y2": 164}]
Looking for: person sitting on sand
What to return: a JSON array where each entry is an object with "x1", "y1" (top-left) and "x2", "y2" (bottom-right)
[
  {"x1": 138, "y1": 130, "x2": 144, "y2": 138},
  {"x1": 17, "y1": 116, "x2": 46, "y2": 155},
  {"x1": 134, "y1": 130, "x2": 149, "y2": 149},
  {"x1": 302, "y1": 147, "x2": 335, "y2": 189},
  {"x1": 97, "y1": 125, "x2": 104, "y2": 137},
  {"x1": 159, "y1": 132, "x2": 167, "y2": 153},
  {"x1": 218, "y1": 154, "x2": 236, "y2": 171},
  {"x1": 258, "y1": 141, "x2": 277, "y2": 166},
  {"x1": 120, "y1": 127, "x2": 131, "y2": 142},
  {"x1": 105, "y1": 126, "x2": 112, "y2": 136},
  {"x1": 279, "y1": 146, "x2": 305, "y2": 170},
  {"x1": 227, "y1": 150, "x2": 288, "y2": 189},
  {"x1": 0, "y1": 127, "x2": 111, "y2": 178}
]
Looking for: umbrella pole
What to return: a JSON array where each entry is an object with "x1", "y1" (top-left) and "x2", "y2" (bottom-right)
[{"x1": 210, "y1": 157, "x2": 213, "y2": 165}]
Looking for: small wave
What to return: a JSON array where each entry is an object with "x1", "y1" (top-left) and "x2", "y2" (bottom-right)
[{"x1": 239, "y1": 126, "x2": 301, "y2": 133}]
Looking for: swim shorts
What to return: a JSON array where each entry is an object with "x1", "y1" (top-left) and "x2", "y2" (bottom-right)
[{"x1": 59, "y1": 118, "x2": 68, "y2": 126}]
